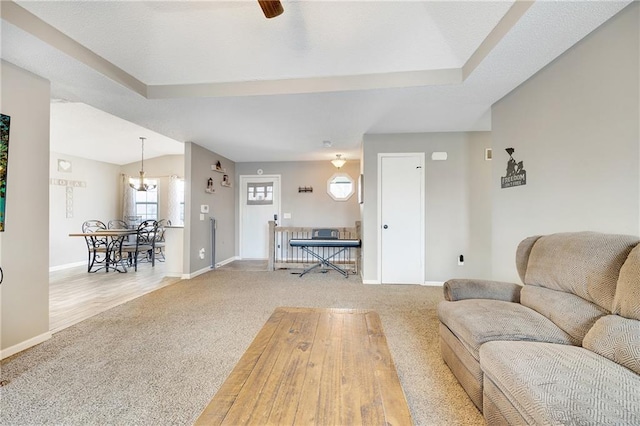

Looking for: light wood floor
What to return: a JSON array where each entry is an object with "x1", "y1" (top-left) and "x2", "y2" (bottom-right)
[{"x1": 49, "y1": 261, "x2": 180, "y2": 333}]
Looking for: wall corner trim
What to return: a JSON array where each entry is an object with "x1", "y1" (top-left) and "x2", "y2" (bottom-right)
[
  {"x1": 362, "y1": 279, "x2": 381, "y2": 285},
  {"x1": 1, "y1": 331, "x2": 52, "y2": 360}
]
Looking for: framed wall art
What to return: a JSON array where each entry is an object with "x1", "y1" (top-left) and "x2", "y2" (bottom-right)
[{"x1": 0, "y1": 114, "x2": 10, "y2": 231}]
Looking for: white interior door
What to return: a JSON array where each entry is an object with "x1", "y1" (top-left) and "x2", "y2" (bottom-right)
[
  {"x1": 240, "y1": 175, "x2": 281, "y2": 259},
  {"x1": 379, "y1": 153, "x2": 425, "y2": 284}
]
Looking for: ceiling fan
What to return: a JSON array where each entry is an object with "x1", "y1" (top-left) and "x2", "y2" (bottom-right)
[{"x1": 258, "y1": 0, "x2": 284, "y2": 19}]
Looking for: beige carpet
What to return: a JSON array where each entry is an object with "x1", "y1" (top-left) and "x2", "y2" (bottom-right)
[{"x1": 0, "y1": 269, "x2": 483, "y2": 425}]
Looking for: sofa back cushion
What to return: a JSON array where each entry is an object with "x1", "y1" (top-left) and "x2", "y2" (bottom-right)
[
  {"x1": 523, "y1": 232, "x2": 639, "y2": 312},
  {"x1": 516, "y1": 235, "x2": 541, "y2": 283},
  {"x1": 521, "y1": 285, "x2": 608, "y2": 343},
  {"x1": 583, "y1": 315, "x2": 640, "y2": 375},
  {"x1": 612, "y1": 244, "x2": 640, "y2": 320}
]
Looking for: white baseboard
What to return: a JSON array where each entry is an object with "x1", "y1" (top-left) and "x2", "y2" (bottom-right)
[
  {"x1": 215, "y1": 256, "x2": 240, "y2": 268},
  {"x1": 364, "y1": 279, "x2": 443, "y2": 286},
  {"x1": 182, "y1": 266, "x2": 213, "y2": 280},
  {"x1": 180, "y1": 256, "x2": 240, "y2": 279},
  {"x1": 49, "y1": 261, "x2": 85, "y2": 272},
  {"x1": 1, "y1": 331, "x2": 52, "y2": 360}
]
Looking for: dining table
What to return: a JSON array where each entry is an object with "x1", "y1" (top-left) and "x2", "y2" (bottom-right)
[{"x1": 69, "y1": 229, "x2": 138, "y2": 273}]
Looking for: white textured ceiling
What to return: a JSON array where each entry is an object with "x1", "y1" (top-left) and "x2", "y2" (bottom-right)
[
  {"x1": 0, "y1": 1, "x2": 633, "y2": 164},
  {"x1": 15, "y1": 0, "x2": 513, "y2": 84},
  {"x1": 50, "y1": 101, "x2": 184, "y2": 165}
]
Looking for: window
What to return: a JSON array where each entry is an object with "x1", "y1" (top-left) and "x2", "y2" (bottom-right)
[
  {"x1": 134, "y1": 179, "x2": 158, "y2": 221},
  {"x1": 247, "y1": 182, "x2": 273, "y2": 205},
  {"x1": 327, "y1": 173, "x2": 354, "y2": 201}
]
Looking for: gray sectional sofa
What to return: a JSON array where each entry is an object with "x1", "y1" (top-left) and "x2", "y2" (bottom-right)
[{"x1": 438, "y1": 232, "x2": 640, "y2": 425}]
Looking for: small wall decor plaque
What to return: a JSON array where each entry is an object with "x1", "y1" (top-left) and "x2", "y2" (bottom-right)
[
  {"x1": 501, "y1": 148, "x2": 527, "y2": 189},
  {"x1": 57, "y1": 159, "x2": 72, "y2": 173},
  {"x1": 205, "y1": 177, "x2": 215, "y2": 193}
]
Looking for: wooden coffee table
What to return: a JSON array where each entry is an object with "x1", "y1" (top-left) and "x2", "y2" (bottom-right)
[{"x1": 195, "y1": 307, "x2": 412, "y2": 425}]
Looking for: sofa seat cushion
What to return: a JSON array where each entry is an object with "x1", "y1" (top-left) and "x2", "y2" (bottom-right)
[
  {"x1": 438, "y1": 299, "x2": 575, "y2": 361},
  {"x1": 480, "y1": 341, "x2": 640, "y2": 425}
]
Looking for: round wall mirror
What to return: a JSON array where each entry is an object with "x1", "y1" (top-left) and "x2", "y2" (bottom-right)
[{"x1": 327, "y1": 173, "x2": 354, "y2": 201}]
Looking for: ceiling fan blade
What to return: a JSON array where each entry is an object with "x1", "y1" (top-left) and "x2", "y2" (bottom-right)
[{"x1": 258, "y1": 0, "x2": 284, "y2": 19}]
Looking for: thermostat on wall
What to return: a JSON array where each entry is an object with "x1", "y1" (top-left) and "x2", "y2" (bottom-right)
[
  {"x1": 200, "y1": 205, "x2": 209, "y2": 213},
  {"x1": 431, "y1": 152, "x2": 448, "y2": 161}
]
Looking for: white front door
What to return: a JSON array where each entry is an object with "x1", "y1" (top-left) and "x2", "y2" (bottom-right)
[
  {"x1": 378, "y1": 153, "x2": 425, "y2": 284},
  {"x1": 239, "y1": 175, "x2": 281, "y2": 259}
]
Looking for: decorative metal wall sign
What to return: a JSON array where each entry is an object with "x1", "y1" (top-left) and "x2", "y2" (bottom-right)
[{"x1": 501, "y1": 148, "x2": 527, "y2": 189}]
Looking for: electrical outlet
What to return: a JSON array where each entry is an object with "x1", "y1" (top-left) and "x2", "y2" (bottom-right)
[{"x1": 458, "y1": 255, "x2": 464, "y2": 266}]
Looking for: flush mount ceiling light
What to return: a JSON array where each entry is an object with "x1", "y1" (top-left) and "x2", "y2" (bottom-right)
[
  {"x1": 258, "y1": 0, "x2": 284, "y2": 19},
  {"x1": 331, "y1": 154, "x2": 346, "y2": 169},
  {"x1": 130, "y1": 137, "x2": 156, "y2": 192}
]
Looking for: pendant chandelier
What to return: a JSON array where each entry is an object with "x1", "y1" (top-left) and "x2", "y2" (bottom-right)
[
  {"x1": 130, "y1": 137, "x2": 156, "y2": 191},
  {"x1": 331, "y1": 154, "x2": 346, "y2": 169}
]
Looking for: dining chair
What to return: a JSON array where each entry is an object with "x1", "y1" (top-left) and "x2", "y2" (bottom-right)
[
  {"x1": 108, "y1": 219, "x2": 133, "y2": 245},
  {"x1": 107, "y1": 219, "x2": 128, "y2": 229},
  {"x1": 154, "y1": 222, "x2": 167, "y2": 262},
  {"x1": 121, "y1": 220, "x2": 157, "y2": 271},
  {"x1": 82, "y1": 220, "x2": 107, "y2": 273}
]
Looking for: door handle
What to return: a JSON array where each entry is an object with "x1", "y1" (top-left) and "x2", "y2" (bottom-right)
[{"x1": 383, "y1": 224, "x2": 388, "y2": 229}]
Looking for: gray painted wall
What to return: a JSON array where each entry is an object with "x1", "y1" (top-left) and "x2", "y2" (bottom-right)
[
  {"x1": 185, "y1": 142, "x2": 235, "y2": 274},
  {"x1": 1, "y1": 61, "x2": 51, "y2": 353},
  {"x1": 362, "y1": 132, "x2": 492, "y2": 283},
  {"x1": 50, "y1": 153, "x2": 121, "y2": 268},
  {"x1": 235, "y1": 160, "x2": 360, "y2": 232},
  {"x1": 491, "y1": 2, "x2": 640, "y2": 283}
]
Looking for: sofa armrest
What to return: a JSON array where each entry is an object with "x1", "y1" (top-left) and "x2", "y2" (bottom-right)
[{"x1": 443, "y1": 279, "x2": 522, "y2": 302}]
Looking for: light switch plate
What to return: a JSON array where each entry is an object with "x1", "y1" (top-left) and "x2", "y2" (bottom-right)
[{"x1": 283, "y1": 213, "x2": 292, "y2": 219}]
